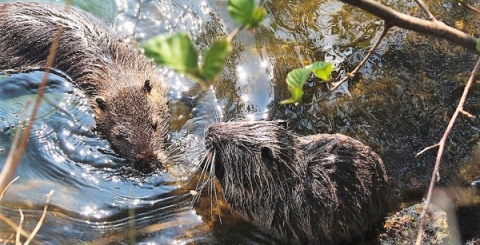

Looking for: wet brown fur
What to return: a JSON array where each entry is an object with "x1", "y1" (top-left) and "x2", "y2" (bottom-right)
[
  {"x1": 0, "y1": 2, "x2": 169, "y2": 172},
  {"x1": 203, "y1": 121, "x2": 388, "y2": 244}
]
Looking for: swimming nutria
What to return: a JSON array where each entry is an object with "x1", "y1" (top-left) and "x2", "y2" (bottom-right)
[
  {"x1": 201, "y1": 121, "x2": 389, "y2": 244},
  {"x1": 0, "y1": 2, "x2": 169, "y2": 172}
]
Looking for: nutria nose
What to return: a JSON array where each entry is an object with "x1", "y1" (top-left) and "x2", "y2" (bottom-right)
[{"x1": 132, "y1": 151, "x2": 163, "y2": 173}]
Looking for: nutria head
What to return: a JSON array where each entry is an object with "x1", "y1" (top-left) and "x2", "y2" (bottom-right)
[
  {"x1": 203, "y1": 121, "x2": 300, "y2": 202},
  {"x1": 0, "y1": 2, "x2": 171, "y2": 173},
  {"x1": 93, "y1": 79, "x2": 169, "y2": 173}
]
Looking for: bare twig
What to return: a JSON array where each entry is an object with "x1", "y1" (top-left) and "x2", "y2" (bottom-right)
[
  {"x1": 339, "y1": 0, "x2": 478, "y2": 52},
  {"x1": 315, "y1": 23, "x2": 390, "y2": 102},
  {"x1": 460, "y1": 109, "x2": 475, "y2": 118},
  {"x1": 414, "y1": 57, "x2": 480, "y2": 245},
  {"x1": 416, "y1": 143, "x2": 440, "y2": 157},
  {"x1": 414, "y1": 0, "x2": 436, "y2": 21},
  {"x1": 459, "y1": 0, "x2": 480, "y2": 15},
  {"x1": 226, "y1": 26, "x2": 245, "y2": 42},
  {"x1": 226, "y1": 0, "x2": 266, "y2": 42}
]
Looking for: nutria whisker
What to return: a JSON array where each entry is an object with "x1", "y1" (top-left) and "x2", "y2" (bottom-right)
[{"x1": 190, "y1": 149, "x2": 221, "y2": 214}]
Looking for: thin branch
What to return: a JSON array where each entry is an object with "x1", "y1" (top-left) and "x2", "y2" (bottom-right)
[
  {"x1": 460, "y1": 109, "x2": 475, "y2": 118},
  {"x1": 414, "y1": 0, "x2": 436, "y2": 21},
  {"x1": 339, "y1": 0, "x2": 478, "y2": 53},
  {"x1": 459, "y1": 0, "x2": 480, "y2": 15},
  {"x1": 416, "y1": 143, "x2": 440, "y2": 157},
  {"x1": 227, "y1": 0, "x2": 266, "y2": 42},
  {"x1": 415, "y1": 57, "x2": 480, "y2": 245},
  {"x1": 315, "y1": 23, "x2": 390, "y2": 102},
  {"x1": 226, "y1": 26, "x2": 245, "y2": 42}
]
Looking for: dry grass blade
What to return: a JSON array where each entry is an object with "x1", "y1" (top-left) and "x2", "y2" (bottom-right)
[
  {"x1": 16, "y1": 209, "x2": 24, "y2": 245},
  {"x1": 24, "y1": 190, "x2": 54, "y2": 245},
  {"x1": 86, "y1": 215, "x2": 199, "y2": 245},
  {"x1": 0, "y1": 213, "x2": 31, "y2": 241},
  {"x1": 0, "y1": 176, "x2": 19, "y2": 201}
]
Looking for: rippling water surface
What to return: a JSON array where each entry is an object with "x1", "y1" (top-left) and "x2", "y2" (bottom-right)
[{"x1": 1, "y1": 0, "x2": 480, "y2": 244}]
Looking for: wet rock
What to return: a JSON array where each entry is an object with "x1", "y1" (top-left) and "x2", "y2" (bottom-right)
[{"x1": 379, "y1": 204, "x2": 451, "y2": 245}]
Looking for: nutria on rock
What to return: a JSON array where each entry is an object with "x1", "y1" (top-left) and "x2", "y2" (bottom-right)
[
  {"x1": 201, "y1": 121, "x2": 389, "y2": 244},
  {"x1": 0, "y1": 2, "x2": 169, "y2": 172}
]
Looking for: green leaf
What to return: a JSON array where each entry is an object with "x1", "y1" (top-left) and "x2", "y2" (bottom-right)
[
  {"x1": 282, "y1": 68, "x2": 309, "y2": 104},
  {"x1": 142, "y1": 33, "x2": 199, "y2": 74},
  {"x1": 250, "y1": 7, "x2": 267, "y2": 28},
  {"x1": 280, "y1": 97, "x2": 299, "y2": 105},
  {"x1": 305, "y1": 62, "x2": 333, "y2": 82},
  {"x1": 476, "y1": 38, "x2": 480, "y2": 53},
  {"x1": 286, "y1": 68, "x2": 310, "y2": 88},
  {"x1": 201, "y1": 39, "x2": 232, "y2": 82},
  {"x1": 228, "y1": 0, "x2": 256, "y2": 26},
  {"x1": 281, "y1": 86, "x2": 304, "y2": 105}
]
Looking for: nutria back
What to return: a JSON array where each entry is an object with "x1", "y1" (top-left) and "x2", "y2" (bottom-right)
[
  {"x1": 203, "y1": 121, "x2": 388, "y2": 244},
  {"x1": 0, "y1": 2, "x2": 169, "y2": 172}
]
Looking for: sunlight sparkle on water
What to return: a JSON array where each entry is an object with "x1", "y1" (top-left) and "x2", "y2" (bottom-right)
[
  {"x1": 115, "y1": 15, "x2": 135, "y2": 35},
  {"x1": 81, "y1": 172, "x2": 100, "y2": 185},
  {"x1": 133, "y1": 198, "x2": 141, "y2": 205},
  {"x1": 262, "y1": 110, "x2": 270, "y2": 119},
  {"x1": 81, "y1": 205, "x2": 109, "y2": 219},
  {"x1": 64, "y1": 141, "x2": 75, "y2": 151},
  {"x1": 260, "y1": 60, "x2": 269, "y2": 68},
  {"x1": 236, "y1": 65, "x2": 248, "y2": 85},
  {"x1": 246, "y1": 114, "x2": 256, "y2": 121},
  {"x1": 53, "y1": 152, "x2": 67, "y2": 163},
  {"x1": 200, "y1": 1, "x2": 211, "y2": 15}
]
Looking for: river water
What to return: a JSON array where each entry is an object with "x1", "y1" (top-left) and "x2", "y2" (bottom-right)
[{"x1": 1, "y1": 0, "x2": 480, "y2": 244}]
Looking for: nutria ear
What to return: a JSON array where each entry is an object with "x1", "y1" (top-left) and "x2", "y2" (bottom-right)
[
  {"x1": 144, "y1": 79, "x2": 153, "y2": 93},
  {"x1": 95, "y1": 97, "x2": 107, "y2": 110},
  {"x1": 277, "y1": 120, "x2": 288, "y2": 129}
]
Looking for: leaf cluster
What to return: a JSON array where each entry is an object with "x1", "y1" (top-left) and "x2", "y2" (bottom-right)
[
  {"x1": 142, "y1": 0, "x2": 266, "y2": 90},
  {"x1": 142, "y1": 0, "x2": 332, "y2": 103}
]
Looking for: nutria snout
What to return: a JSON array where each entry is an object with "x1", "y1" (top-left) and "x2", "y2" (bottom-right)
[
  {"x1": 0, "y1": 2, "x2": 169, "y2": 172},
  {"x1": 202, "y1": 120, "x2": 389, "y2": 244}
]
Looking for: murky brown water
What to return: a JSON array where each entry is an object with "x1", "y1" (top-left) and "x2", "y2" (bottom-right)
[{"x1": 1, "y1": 0, "x2": 480, "y2": 244}]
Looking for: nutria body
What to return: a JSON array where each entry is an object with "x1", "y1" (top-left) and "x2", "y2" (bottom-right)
[
  {"x1": 203, "y1": 121, "x2": 388, "y2": 244},
  {"x1": 0, "y1": 2, "x2": 169, "y2": 172}
]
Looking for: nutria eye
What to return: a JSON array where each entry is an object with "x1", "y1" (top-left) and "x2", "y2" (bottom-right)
[
  {"x1": 261, "y1": 147, "x2": 274, "y2": 165},
  {"x1": 144, "y1": 79, "x2": 153, "y2": 93},
  {"x1": 152, "y1": 122, "x2": 158, "y2": 131},
  {"x1": 116, "y1": 133, "x2": 128, "y2": 139},
  {"x1": 95, "y1": 97, "x2": 107, "y2": 110}
]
